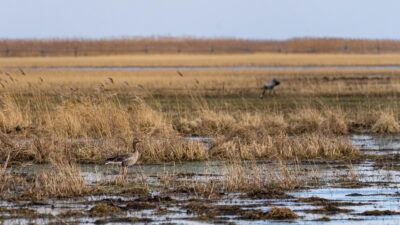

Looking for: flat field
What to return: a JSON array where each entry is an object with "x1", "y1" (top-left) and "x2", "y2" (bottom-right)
[{"x1": 3, "y1": 53, "x2": 400, "y2": 68}]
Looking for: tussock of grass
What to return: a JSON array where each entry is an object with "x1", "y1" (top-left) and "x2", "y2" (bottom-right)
[
  {"x1": 141, "y1": 138, "x2": 209, "y2": 162},
  {"x1": 223, "y1": 161, "x2": 301, "y2": 193},
  {"x1": 211, "y1": 134, "x2": 358, "y2": 160},
  {"x1": 371, "y1": 111, "x2": 400, "y2": 134},
  {"x1": 0, "y1": 97, "x2": 31, "y2": 133},
  {"x1": 28, "y1": 161, "x2": 89, "y2": 199},
  {"x1": 90, "y1": 203, "x2": 121, "y2": 216},
  {"x1": 289, "y1": 108, "x2": 324, "y2": 134},
  {"x1": 176, "y1": 109, "x2": 235, "y2": 136},
  {"x1": 265, "y1": 207, "x2": 298, "y2": 219},
  {"x1": 321, "y1": 109, "x2": 348, "y2": 135}
]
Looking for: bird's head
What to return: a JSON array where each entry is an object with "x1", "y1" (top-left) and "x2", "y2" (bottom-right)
[
  {"x1": 133, "y1": 138, "x2": 143, "y2": 144},
  {"x1": 273, "y1": 79, "x2": 280, "y2": 85}
]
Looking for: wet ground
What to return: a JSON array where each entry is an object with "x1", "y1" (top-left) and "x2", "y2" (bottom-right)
[{"x1": 2, "y1": 134, "x2": 400, "y2": 224}]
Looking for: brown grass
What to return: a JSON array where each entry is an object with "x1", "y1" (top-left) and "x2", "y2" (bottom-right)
[
  {"x1": 371, "y1": 111, "x2": 400, "y2": 134},
  {"x1": 27, "y1": 161, "x2": 89, "y2": 199},
  {"x1": 0, "y1": 160, "x2": 91, "y2": 200},
  {"x1": 1, "y1": 38, "x2": 400, "y2": 57},
  {"x1": 0, "y1": 61, "x2": 399, "y2": 163},
  {"x1": 4, "y1": 53, "x2": 400, "y2": 68}
]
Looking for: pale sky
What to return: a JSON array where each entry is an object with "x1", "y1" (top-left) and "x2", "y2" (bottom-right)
[{"x1": 1, "y1": 0, "x2": 399, "y2": 39}]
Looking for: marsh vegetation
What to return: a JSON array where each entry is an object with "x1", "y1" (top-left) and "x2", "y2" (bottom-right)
[{"x1": 0, "y1": 53, "x2": 400, "y2": 224}]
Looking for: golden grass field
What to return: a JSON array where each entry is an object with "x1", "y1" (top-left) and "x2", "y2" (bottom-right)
[
  {"x1": 2, "y1": 53, "x2": 400, "y2": 68},
  {"x1": 0, "y1": 54, "x2": 399, "y2": 165}
]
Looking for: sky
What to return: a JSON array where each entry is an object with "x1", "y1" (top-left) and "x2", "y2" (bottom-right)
[{"x1": 1, "y1": 0, "x2": 399, "y2": 40}]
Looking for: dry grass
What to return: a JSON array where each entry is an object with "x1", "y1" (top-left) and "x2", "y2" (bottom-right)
[
  {"x1": 28, "y1": 161, "x2": 89, "y2": 199},
  {"x1": 1, "y1": 68, "x2": 400, "y2": 99},
  {"x1": 210, "y1": 134, "x2": 358, "y2": 161},
  {"x1": 371, "y1": 111, "x2": 400, "y2": 134},
  {"x1": 1, "y1": 38, "x2": 400, "y2": 56},
  {"x1": 0, "y1": 160, "x2": 91, "y2": 200},
  {"x1": 3, "y1": 53, "x2": 400, "y2": 68},
  {"x1": 0, "y1": 59, "x2": 398, "y2": 164}
]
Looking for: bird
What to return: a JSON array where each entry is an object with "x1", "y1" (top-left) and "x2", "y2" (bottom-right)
[
  {"x1": 105, "y1": 138, "x2": 143, "y2": 178},
  {"x1": 259, "y1": 78, "x2": 280, "y2": 98},
  {"x1": 177, "y1": 70, "x2": 184, "y2": 77},
  {"x1": 18, "y1": 68, "x2": 26, "y2": 76}
]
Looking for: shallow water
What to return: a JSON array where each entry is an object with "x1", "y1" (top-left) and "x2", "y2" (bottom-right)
[
  {"x1": 3, "y1": 134, "x2": 400, "y2": 224},
  {"x1": 349, "y1": 134, "x2": 400, "y2": 155}
]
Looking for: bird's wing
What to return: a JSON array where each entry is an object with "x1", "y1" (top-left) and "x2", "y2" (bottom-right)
[
  {"x1": 106, "y1": 153, "x2": 131, "y2": 162},
  {"x1": 264, "y1": 81, "x2": 274, "y2": 88}
]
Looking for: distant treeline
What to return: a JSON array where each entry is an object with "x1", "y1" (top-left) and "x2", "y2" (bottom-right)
[{"x1": 1, "y1": 38, "x2": 400, "y2": 57}]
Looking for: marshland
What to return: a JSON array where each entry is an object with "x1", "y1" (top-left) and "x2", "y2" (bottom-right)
[{"x1": 1, "y1": 45, "x2": 400, "y2": 224}]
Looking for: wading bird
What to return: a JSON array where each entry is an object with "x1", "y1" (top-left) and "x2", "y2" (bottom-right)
[
  {"x1": 105, "y1": 138, "x2": 143, "y2": 178},
  {"x1": 259, "y1": 79, "x2": 280, "y2": 98}
]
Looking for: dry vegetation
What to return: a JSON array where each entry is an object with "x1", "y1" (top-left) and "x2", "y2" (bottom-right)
[
  {"x1": 3, "y1": 53, "x2": 400, "y2": 68},
  {"x1": 1, "y1": 64, "x2": 400, "y2": 164},
  {"x1": 0, "y1": 45, "x2": 398, "y2": 223},
  {"x1": 1, "y1": 38, "x2": 400, "y2": 56}
]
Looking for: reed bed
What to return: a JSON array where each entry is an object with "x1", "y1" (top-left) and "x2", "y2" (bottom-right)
[{"x1": 2, "y1": 38, "x2": 400, "y2": 56}]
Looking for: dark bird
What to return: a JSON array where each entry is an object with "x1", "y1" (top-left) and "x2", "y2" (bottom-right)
[
  {"x1": 177, "y1": 70, "x2": 184, "y2": 77},
  {"x1": 105, "y1": 138, "x2": 143, "y2": 178},
  {"x1": 18, "y1": 68, "x2": 26, "y2": 76},
  {"x1": 108, "y1": 77, "x2": 114, "y2": 84},
  {"x1": 259, "y1": 79, "x2": 280, "y2": 98}
]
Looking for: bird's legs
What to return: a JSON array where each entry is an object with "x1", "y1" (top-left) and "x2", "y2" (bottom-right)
[
  {"x1": 121, "y1": 167, "x2": 127, "y2": 179},
  {"x1": 124, "y1": 167, "x2": 128, "y2": 179},
  {"x1": 259, "y1": 88, "x2": 266, "y2": 99}
]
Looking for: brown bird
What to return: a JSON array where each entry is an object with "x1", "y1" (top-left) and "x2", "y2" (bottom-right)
[
  {"x1": 105, "y1": 138, "x2": 143, "y2": 178},
  {"x1": 177, "y1": 70, "x2": 184, "y2": 77}
]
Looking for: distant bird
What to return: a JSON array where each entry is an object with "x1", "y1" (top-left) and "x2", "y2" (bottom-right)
[
  {"x1": 108, "y1": 77, "x2": 114, "y2": 84},
  {"x1": 105, "y1": 138, "x2": 143, "y2": 178},
  {"x1": 136, "y1": 84, "x2": 145, "y2": 90},
  {"x1": 122, "y1": 81, "x2": 130, "y2": 87},
  {"x1": 259, "y1": 78, "x2": 280, "y2": 98},
  {"x1": 177, "y1": 70, "x2": 184, "y2": 77},
  {"x1": 18, "y1": 68, "x2": 26, "y2": 76}
]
